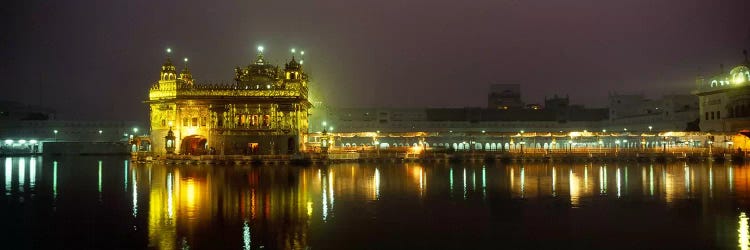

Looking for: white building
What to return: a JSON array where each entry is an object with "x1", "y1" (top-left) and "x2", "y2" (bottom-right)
[{"x1": 693, "y1": 51, "x2": 750, "y2": 132}]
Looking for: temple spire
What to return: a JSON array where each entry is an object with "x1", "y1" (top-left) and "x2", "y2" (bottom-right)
[
  {"x1": 179, "y1": 57, "x2": 193, "y2": 84},
  {"x1": 255, "y1": 46, "x2": 265, "y2": 65},
  {"x1": 160, "y1": 48, "x2": 176, "y2": 81}
]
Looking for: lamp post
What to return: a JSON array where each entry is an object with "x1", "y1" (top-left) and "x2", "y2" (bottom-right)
[
  {"x1": 53, "y1": 130, "x2": 58, "y2": 142},
  {"x1": 615, "y1": 140, "x2": 620, "y2": 154},
  {"x1": 165, "y1": 127, "x2": 175, "y2": 154}
]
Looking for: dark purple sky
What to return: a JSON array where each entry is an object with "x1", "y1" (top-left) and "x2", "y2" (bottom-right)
[{"x1": 1, "y1": 0, "x2": 749, "y2": 121}]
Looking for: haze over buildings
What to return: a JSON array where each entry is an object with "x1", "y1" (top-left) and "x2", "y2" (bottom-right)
[{"x1": 1, "y1": 0, "x2": 749, "y2": 121}]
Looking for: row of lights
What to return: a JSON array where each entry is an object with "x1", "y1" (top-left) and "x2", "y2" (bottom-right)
[
  {"x1": 3, "y1": 139, "x2": 38, "y2": 145},
  {"x1": 50, "y1": 128, "x2": 139, "y2": 135},
  {"x1": 167, "y1": 46, "x2": 308, "y2": 65},
  {"x1": 451, "y1": 126, "x2": 654, "y2": 134},
  {"x1": 259, "y1": 46, "x2": 307, "y2": 64}
]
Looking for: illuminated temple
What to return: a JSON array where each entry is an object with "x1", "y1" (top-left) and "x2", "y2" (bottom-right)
[{"x1": 146, "y1": 48, "x2": 311, "y2": 155}]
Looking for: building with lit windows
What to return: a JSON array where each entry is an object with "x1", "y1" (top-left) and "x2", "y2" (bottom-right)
[
  {"x1": 487, "y1": 84, "x2": 524, "y2": 109},
  {"x1": 693, "y1": 51, "x2": 750, "y2": 132},
  {"x1": 146, "y1": 47, "x2": 311, "y2": 155}
]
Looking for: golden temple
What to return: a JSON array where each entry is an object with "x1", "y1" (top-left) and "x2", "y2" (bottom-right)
[{"x1": 146, "y1": 47, "x2": 311, "y2": 155}]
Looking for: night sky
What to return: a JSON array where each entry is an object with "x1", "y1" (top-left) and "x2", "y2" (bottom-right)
[{"x1": 1, "y1": 0, "x2": 749, "y2": 121}]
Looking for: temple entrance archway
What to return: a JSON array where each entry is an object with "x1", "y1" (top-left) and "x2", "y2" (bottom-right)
[
  {"x1": 288, "y1": 137, "x2": 296, "y2": 154},
  {"x1": 181, "y1": 135, "x2": 207, "y2": 155}
]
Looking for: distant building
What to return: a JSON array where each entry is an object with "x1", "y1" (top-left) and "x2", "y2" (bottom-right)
[
  {"x1": 314, "y1": 96, "x2": 608, "y2": 134},
  {"x1": 0, "y1": 100, "x2": 141, "y2": 154},
  {"x1": 487, "y1": 84, "x2": 524, "y2": 109},
  {"x1": 0, "y1": 100, "x2": 55, "y2": 121},
  {"x1": 607, "y1": 93, "x2": 699, "y2": 131},
  {"x1": 693, "y1": 51, "x2": 750, "y2": 132},
  {"x1": 146, "y1": 48, "x2": 311, "y2": 155}
]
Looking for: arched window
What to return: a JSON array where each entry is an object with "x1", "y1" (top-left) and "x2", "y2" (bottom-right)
[{"x1": 262, "y1": 115, "x2": 270, "y2": 127}]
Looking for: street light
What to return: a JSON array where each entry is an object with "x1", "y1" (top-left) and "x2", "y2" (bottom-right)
[
  {"x1": 133, "y1": 127, "x2": 138, "y2": 135},
  {"x1": 615, "y1": 140, "x2": 621, "y2": 154},
  {"x1": 648, "y1": 126, "x2": 653, "y2": 132},
  {"x1": 53, "y1": 130, "x2": 58, "y2": 141}
]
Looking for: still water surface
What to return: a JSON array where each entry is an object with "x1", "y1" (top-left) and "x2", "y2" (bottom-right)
[{"x1": 2, "y1": 156, "x2": 750, "y2": 249}]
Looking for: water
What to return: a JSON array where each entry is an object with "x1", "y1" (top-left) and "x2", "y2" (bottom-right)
[{"x1": 2, "y1": 156, "x2": 750, "y2": 249}]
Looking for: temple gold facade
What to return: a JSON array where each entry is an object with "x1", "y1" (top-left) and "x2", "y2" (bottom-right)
[{"x1": 146, "y1": 49, "x2": 311, "y2": 155}]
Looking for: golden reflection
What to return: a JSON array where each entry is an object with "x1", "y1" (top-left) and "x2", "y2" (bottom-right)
[
  {"x1": 552, "y1": 166, "x2": 557, "y2": 197},
  {"x1": 665, "y1": 166, "x2": 675, "y2": 203},
  {"x1": 569, "y1": 169, "x2": 580, "y2": 206},
  {"x1": 599, "y1": 166, "x2": 607, "y2": 194},
  {"x1": 148, "y1": 166, "x2": 176, "y2": 250},
  {"x1": 649, "y1": 165, "x2": 654, "y2": 196},
  {"x1": 584, "y1": 165, "x2": 589, "y2": 191},
  {"x1": 730, "y1": 166, "x2": 735, "y2": 193},
  {"x1": 134, "y1": 162, "x2": 750, "y2": 249},
  {"x1": 306, "y1": 201, "x2": 313, "y2": 217}
]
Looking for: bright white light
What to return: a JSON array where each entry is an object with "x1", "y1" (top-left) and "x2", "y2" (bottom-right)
[
  {"x1": 53, "y1": 130, "x2": 58, "y2": 134},
  {"x1": 5, "y1": 158, "x2": 11, "y2": 195},
  {"x1": 166, "y1": 48, "x2": 171, "y2": 53},
  {"x1": 184, "y1": 57, "x2": 188, "y2": 63},
  {"x1": 29, "y1": 140, "x2": 37, "y2": 144},
  {"x1": 299, "y1": 60, "x2": 304, "y2": 64},
  {"x1": 300, "y1": 51, "x2": 305, "y2": 56},
  {"x1": 98, "y1": 130, "x2": 102, "y2": 134},
  {"x1": 266, "y1": 84, "x2": 270, "y2": 89},
  {"x1": 167, "y1": 173, "x2": 173, "y2": 218},
  {"x1": 257, "y1": 46, "x2": 264, "y2": 53},
  {"x1": 18, "y1": 140, "x2": 26, "y2": 144},
  {"x1": 291, "y1": 48, "x2": 296, "y2": 53},
  {"x1": 4, "y1": 140, "x2": 11, "y2": 145},
  {"x1": 29, "y1": 158, "x2": 36, "y2": 189},
  {"x1": 374, "y1": 168, "x2": 381, "y2": 199},
  {"x1": 740, "y1": 212, "x2": 749, "y2": 250},
  {"x1": 243, "y1": 220, "x2": 251, "y2": 250}
]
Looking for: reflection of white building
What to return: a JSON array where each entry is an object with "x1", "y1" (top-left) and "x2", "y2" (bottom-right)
[{"x1": 693, "y1": 51, "x2": 750, "y2": 132}]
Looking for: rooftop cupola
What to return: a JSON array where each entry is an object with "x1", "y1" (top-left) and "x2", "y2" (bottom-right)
[
  {"x1": 160, "y1": 48, "x2": 177, "y2": 81},
  {"x1": 179, "y1": 57, "x2": 193, "y2": 84},
  {"x1": 254, "y1": 46, "x2": 265, "y2": 65},
  {"x1": 285, "y1": 49, "x2": 304, "y2": 80}
]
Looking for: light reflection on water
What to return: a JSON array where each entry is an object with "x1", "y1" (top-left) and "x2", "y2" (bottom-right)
[{"x1": 5, "y1": 157, "x2": 750, "y2": 249}]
